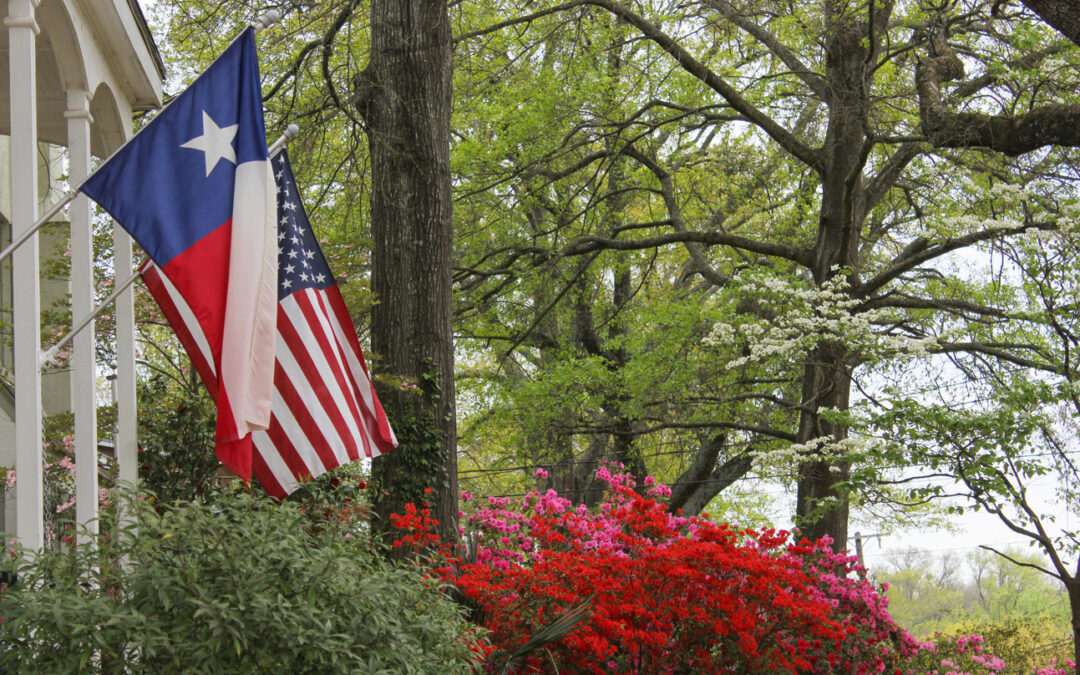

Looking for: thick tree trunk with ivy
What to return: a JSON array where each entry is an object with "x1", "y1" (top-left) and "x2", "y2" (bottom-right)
[{"x1": 356, "y1": 0, "x2": 457, "y2": 546}]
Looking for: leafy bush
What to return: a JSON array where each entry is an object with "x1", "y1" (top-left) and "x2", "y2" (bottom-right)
[
  {"x1": 135, "y1": 374, "x2": 220, "y2": 503},
  {"x1": 899, "y1": 633, "x2": 1008, "y2": 674},
  {"x1": 906, "y1": 619, "x2": 1076, "y2": 675},
  {"x1": 0, "y1": 487, "x2": 484, "y2": 673}
]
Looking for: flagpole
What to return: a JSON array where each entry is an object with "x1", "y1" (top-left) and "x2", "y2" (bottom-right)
[
  {"x1": 40, "y1": 271, "x2": 141, "y2": 368},
  {"x1": 0, "y1": 10, "x2": 282, "y2": 267},
  {"x1": 0, "y1": 192, "x2": 75, "y2": 267},
  {"x1": 37, "y1": 123, "x2": 301, "y2": 368}
]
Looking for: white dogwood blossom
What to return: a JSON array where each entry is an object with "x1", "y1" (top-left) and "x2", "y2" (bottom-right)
[{"x1": 704, "y1": 272, "x2": 939, "y2": 369}]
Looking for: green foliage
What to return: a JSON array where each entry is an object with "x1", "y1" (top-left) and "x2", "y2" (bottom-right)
[
  {"x1": 135, "y1": 373, "x2": 219, "y2": 504},
  {"x1": 956, "y1": 616, "x2": 1073, "y2": 675},
  {"x1": 0, "y1": 487, "x2": 484, "y2": 673},
  {"x1": 882, "y1": 548, "x2": 1068, "y2": 627},
  {"x1": 879, "y1": 553, "x2": 969, "y2": 635},
  {"x1": 879, "y1": 547, "x2": 1072, "y2": 671},
  {"x1": 373, "y1": 406, "x2": 446, "y2": 506}
]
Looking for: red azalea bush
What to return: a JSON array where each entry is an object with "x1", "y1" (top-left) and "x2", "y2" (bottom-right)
[
  {"x1": 391, "y1": 465, "x2": 1080, "y2": 674},
  {"x1": 393, "y1": 466, "x2": 937, "y2": 673}
]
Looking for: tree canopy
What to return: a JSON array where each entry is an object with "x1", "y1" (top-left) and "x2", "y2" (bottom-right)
[{"x1": 142, "y1": 0, "x2": 1080, "y2": 659}]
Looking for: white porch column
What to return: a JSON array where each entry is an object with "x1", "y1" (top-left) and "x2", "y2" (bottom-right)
[
  {"x1": 66, "y1": 89, "x2": 97, "y2": 543},
  {"x1": 114, "y1": 228, "x2": 136, "y2": 488},
  {"x1": 6, "y1": 0, "x2": 42, "y2": 550}
]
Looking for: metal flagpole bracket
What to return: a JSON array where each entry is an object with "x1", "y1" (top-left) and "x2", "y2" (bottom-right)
[
  {"x1": 268, "y1": 124, "x2": 300, "y2": 156},
  {"x1": 252, "y1": 10, "x2": 280, "y2": 33}
]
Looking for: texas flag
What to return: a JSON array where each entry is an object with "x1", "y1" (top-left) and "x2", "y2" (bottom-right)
[{"x1": 80, "y1": 28, "x2": 277, "y2": 480}]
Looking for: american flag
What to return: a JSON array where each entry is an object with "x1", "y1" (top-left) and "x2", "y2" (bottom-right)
[{"x1": 141, "y1": 149, "x2": 397, "y2": 497}]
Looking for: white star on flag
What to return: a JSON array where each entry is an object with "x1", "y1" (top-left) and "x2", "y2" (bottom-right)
[{"x1": 180, "y1": 111, "x2": 238, "y2": 176}]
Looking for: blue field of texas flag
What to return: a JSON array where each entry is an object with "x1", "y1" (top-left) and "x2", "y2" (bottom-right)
[{"x1": 81, "y1": 28, "x2": 277, "y2": 480}]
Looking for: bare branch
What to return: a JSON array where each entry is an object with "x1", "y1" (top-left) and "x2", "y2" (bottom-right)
[
  {"x1": 860, "y1": 220, "x2": 1057, "y2": 295},
  {"x1": 703, "y1": 0, "x2": 830, "y2": 102},
  {"x1": 979, "y1": 544, "x2": 1060, "y2": 581}
]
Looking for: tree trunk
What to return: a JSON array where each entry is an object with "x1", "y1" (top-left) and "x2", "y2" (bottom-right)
[
  {"x1": 1069, "y1": 580, "x2": 1080, "y2": 670},
  {"x1": 1021, "y1": 0, "x2": 1080, "y2": 46},
  {"x1": 794, "y1": 2, "x2": 874, "y2": 552},
  {"x1": 794, "y1": 343, "x2": 853, "y2": 548},
  {"x1": 357, "y1": 0, "x2": 458, "y2": 546}
]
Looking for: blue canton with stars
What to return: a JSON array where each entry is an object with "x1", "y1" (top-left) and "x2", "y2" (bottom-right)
[{"x1": 275, "y1": 150, "x2": 336, "y2": 301}]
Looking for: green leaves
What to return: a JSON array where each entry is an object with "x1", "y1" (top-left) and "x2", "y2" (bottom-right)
[{"x1": 0, "y1": 488, "x2": 485, "y2": 673}]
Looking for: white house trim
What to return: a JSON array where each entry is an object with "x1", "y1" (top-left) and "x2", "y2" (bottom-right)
[{"x1": 3, "y1": 0, "x2": 162, "y2": 548}]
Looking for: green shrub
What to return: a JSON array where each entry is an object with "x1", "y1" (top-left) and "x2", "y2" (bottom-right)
[
  {"x1": 135, "y1": 374, "x2": 220, "y2": 504},
  {"x1": 0, "y1": 488, "x2": 484, "y2": 673},
  {"x1": 955, "y1": 616, "x2": 1073, "y2": 675}
]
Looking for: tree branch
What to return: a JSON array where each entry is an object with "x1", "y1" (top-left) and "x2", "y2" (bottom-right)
[
  {"x1": 639, "y1": 420, "x2": 797, "y2": 443},
  {"x1": 857, "y1": 293, "x2": 1012, "y2": 320},
  {"x1": 861, "y1": 142, "x2": 922, "y2": 214},
  {"x1": 916, "y1": 43, "x2": 1080, "y2": 156},
  {"x1": 562, "y1": 229, "x2": 813, "y2": 266},
  {"x1": 860, "y1": 220, "x2": 1056, "y2": 295},
  {"x1": 935, "y1": 341, "x2": 1062, "y2": 375},
  {"x1": 320, "y1": 0, "x2": 362, "y2": 118},
  {"x1": 579, "y1": 0, "x2": 824, "y2": 172},
  {"x1": 623, "y1": 146, "x2": 729, "y2": 286},
  {"x1": 979, "y1": 544, "x2": 1059, "y2": 580},
  {"x1": 703, "y1": 0, "x2": 830, "y2": 102},
  {"x1": 499, "y1": 252, "x2": 600, "y2": 362},
  {"x1": 453, "y1": 1, "x2": 587, "y2": 43}
]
